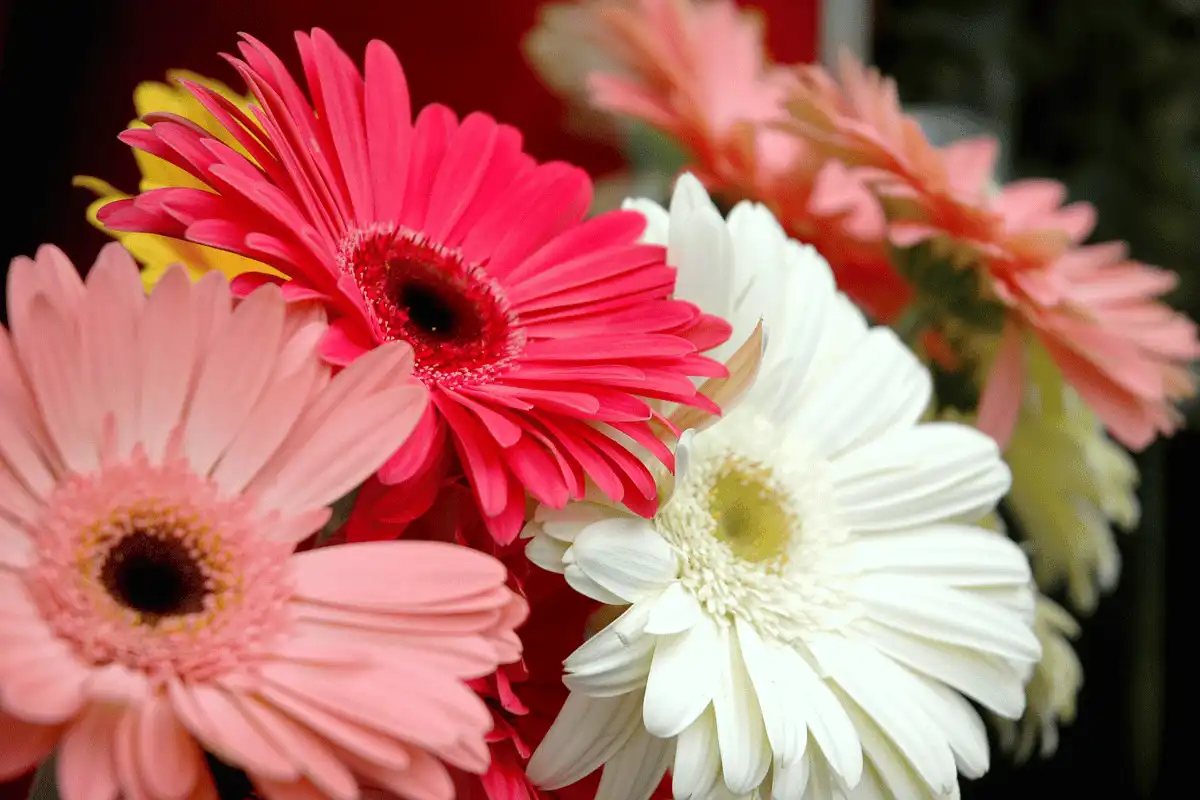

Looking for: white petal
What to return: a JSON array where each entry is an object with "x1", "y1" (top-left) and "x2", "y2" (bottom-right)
[
  {"x1": 736, "y1": 619, "x2": 808, "y2": 766},
  {"x1": 809, "y1": 636, "x2": 958, "y2": 795},
  {"x1": 771, "y1": 753, "x2": 811, "y2": 800},
  {"x1": 774, "y1": 645, "x2": 862, "y2": 786},
  {"x1": 643, "y1": 613, "x2": 721, "y2": 737},
  {"x1": 645, "y1": 582, "x2": 703, "y2": 635},
  {"x1": 533, "y1": 501, "x2": 615, "y2": 542},
  {"x1": 854, "y1": 575, "x2": 1041, "y2": 663},
  {"x1": 525, "y1": 532, "x2": 570, "y2": 574},
  {"x1": 564, "y1": 564, "x2": 628, "y2": 605},
  {"x1": 527, "y1": 691, "x2": 644, "y2": 790},
  {"x1": 666, "y1": 174, "x2": 737, "y2": 338},
  {"x1": 673, "y1": 710, "x2": 722, "y2": 800},
  {"x1": 565, "y1": 601, "x2": 656, "y2": 697},
  {"x1": 595, "y1": 725, "x2": 673, "y2": 800},
  {"x1": 912, "y1": 677, "x2": 990, "y2": 779},
  {"x1": 843, "y1": 720, "x2": 931, "y2": 800},
  {"x1": 830, "y1": 423, "x2": 1010, "y2": 531},
  {"x1": 712, "y1": 625, "x2": 772, "y2": 794},
  {"x1": 854, "y1": 618, "x2": 1027, "y2": 718},
  {"x1": 782, "y1": 328, "x2": 930, "y2": 460},
  {"x1": 570, "y1": 517, "x2": 679, "y2": 603},
  {"x1": 830, "y1": 525, "x2": 1032, "y2": 587},
  {"x1": 625, "y1": 198, "x2": 671, "y2": 246}
]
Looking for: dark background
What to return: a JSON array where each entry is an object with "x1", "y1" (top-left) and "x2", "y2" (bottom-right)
[{"x1": 0, "y1": 0, "x2": 1191, "y2": 798}]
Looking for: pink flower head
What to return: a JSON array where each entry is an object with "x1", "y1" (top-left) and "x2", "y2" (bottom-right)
[
  {"x1": 99, "y1": 29, "x2": 730, "y2": 544},
  {"x1": 571, "y1": 0, "x2": 909, "y2": 321},
  {"x1": 784, "y1": 50, "x2": 1004, "y2": 252},
  {"x1": 785, "y1": 52, "x2": 1199, "y2": 449},
  {"x1": 583, "y1": 0, "x2": 799, "y2": 184},
  {"x1": 0, "y1": 244, "x2": 528, "y2": 800},
  {"x1": 978, "y1": 185, "x2": 1200, "y2": 450}
]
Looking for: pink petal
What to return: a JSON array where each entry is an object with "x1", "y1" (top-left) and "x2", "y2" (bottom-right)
[
  {"x1": 252, "y1": 777, "x2": 329, "y2": 800},
  {"x1": 0, "y1": 520, "x2": 34, "y2": 568},
  {"x1": 309, "y1": 29, "x2": 374, "y2": 225},
  {"x1": 20, "y1": 296, "x2": 99, "y2": 475},
  {"x1": 317, "y1": 320, "x2": 373, "y2": 366},
  {"x1": 114, "y1": 709, "x2": 153, "y2": 800},
  {"x1": 252, "y1": 680, "x2": 417, "y2": 768},
  {"x1": 0, "y1": 712, "x2": 60, "y2": 781},
  {"x1": 227, "y1": 695, "x2": 357, "y2": 800},
  {"x1": 137, "y1": 694, "x2": 202, "y2": 800},
  {"x1": 0, "y1": 640, "x2": 89, "y2": 724},
  {"x1": 251, "y1": 378, "x2": 427, "y2": 514},
  {"x1": 209, "y1": 357, "x2": 324, "y2": 496},
  {"x1": 258, "y1": 662, "x2": 490, "y2": 757},
  {"x1": 83, "y1": 243, "x2": 145, "y2": 459},
  {"x1": 57, "y1": 704, "x2": 121, "y2": 800},
  {"x1": 364, "y1": 39, "x2": 414, "y2": 223},
  {"x1": 976, "y1": 317, "x2": 1026, "y2": 450},
  {"x1": 182, "y1": 283, "x2": 287, "y2": 473},
  {"x1": 167, "y1": 682, "x2": 298, "y2": 782},
  {"x1": 137, "y1": 267, "x2": 196, "y2": 463},
  {"x1": 351, "y1": 747, "x2": 455, "y2": 800},
  {"x1": 289, "y1": 540, "x2": 507, "y2": 609},
  {"x1": 399, "y1": 104, "x2": 458, "y2": 231}
]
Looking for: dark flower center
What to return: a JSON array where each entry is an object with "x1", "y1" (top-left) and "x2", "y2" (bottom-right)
[
  {"x1": 206, "y1": 754, "x2": 260, "y2": 800},
  {"x1": 342, "y1": 225, "x2": 523, "y2": 389},
  {"x1": 100, "y1": 530, "x2": 208, "y2": 619}
]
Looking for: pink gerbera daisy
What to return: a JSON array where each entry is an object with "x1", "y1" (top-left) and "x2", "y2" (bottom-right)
[
  {"x1": 98, "y1": 29, "x2": 730, "y2": 543},
  {"x1": 0, "y1": 244, "x2": 527, "y2": 800},
  {"x1": 543, "y1": 0, "x2": 910, "y2": 321},
  {"x1": 977, "y1": 183, "x2": 1200, "y2": 450}
]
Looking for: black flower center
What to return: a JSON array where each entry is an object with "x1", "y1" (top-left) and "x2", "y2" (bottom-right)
[
  {"x1": 393, "y1": 276, "x2": 479, "y2": 342},
  {"x1": 100, "y1": 530, "x2": 208, "y2": 619},
  {"x1": 342, "y1": 225, "x2": 524, "y2": 389}
]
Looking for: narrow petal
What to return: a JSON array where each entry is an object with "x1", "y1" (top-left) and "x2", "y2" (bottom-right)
[
  {"x1": 526, "y1": 691, "x2": 644, "y2": 790},
  {"x1": 595, "y1": 724, "x2": 672, "y2": 800},
  {"x1": 643, "y1": 613, "x2": 720, "y2": 737}
]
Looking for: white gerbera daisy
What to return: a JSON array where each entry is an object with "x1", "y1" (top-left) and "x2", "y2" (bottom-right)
[{"x1": 522, "y1": 175, "x2": 1041, "y2": 800}]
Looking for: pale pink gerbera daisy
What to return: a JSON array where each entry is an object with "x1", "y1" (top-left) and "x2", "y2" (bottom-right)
[
  {"x1": 98, "y1": 29, "x2": 729, "y2": 543},
  {"x1": 977, "y1": 182, "x2": 1200, "y2": 450},
  {"x1": 784, "y1": 52, "x2": 1200, "y2": 449},
  {"x1": 0, "y1": 244, "x2": 527, "y2": 800},
  {"x1": 534, "y1": 0, "x2": 909, "y2": 321}
]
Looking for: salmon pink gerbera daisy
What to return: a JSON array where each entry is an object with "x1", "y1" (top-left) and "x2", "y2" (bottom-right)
[
  {"x1": 784, "y1": 52, "x2": 1200, "y2": 450},
  {"x1": 527, "y1": 0, "x2": 909, "y2": 321},
  {"x1": 0, "y1": 244, "x2": 527, "y2": 800},
  {"x1": 98, "y1": 29, "x2": 730, "y2": 543}
]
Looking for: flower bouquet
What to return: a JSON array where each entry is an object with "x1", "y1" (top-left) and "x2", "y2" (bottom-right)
[{"x1": 1, "y1": 2, "x2": 1193, "y2": 799}]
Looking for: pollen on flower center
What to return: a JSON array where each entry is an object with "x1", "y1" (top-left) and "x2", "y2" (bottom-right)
[
  {"x1": 707, "y1": 460, "x2": 795, "y2": 563},
  {"x1": 24, "y1": 452, "x2": 294, "y2": 683},
  {"x1": 655, "y1": 422, "x2": 853, "y2": 643},
  {"x1": 340, "y1": 223, "x2": 524, "y2": 389}
]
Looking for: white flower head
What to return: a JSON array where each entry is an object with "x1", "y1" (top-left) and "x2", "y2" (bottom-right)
[{"x1": 524, "y1": 174, "x2": 1041, "y2": 800}]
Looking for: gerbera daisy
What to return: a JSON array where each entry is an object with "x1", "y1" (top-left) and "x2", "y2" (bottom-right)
[
  {"x1": 978, "y1": 183, "x2": 1200, "y2": 451},
  {"x1": 526, "y1": 0, "x2": 910, "y2": 322},
  {"x1": 98, "y1": 29, "x2": 729, "y2": 543},
  {"x1": 0, "y1": 244, "x2": 527, "y2": 800},
  {"x1": 523, "y1": 177, "x2": 1039, "y2": 799},
  {"x1": 785, "y1": 52, "x2": 1199, "y2": 450},
  {"x1": 74, "y1": 70, "x2": 280, "y2": 290}
]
